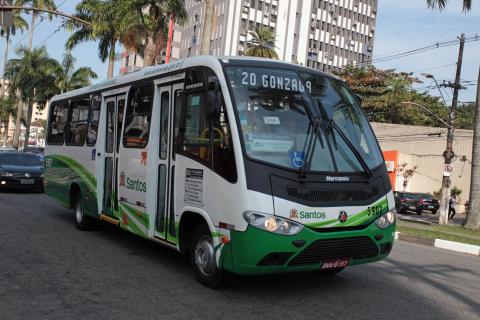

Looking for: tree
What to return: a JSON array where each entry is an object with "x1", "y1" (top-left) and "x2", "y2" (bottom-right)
[
  {"x1": 55, "y1": 51, "x2": 97, "y2": 93},
  {"x1": 4, "y1": 46, "x2": 59, "y2": 149},
  {"x1": 14, "y1": 0, "x2": 57, "y2": 49},
  {"x1": 426, "y1": 0, "x2": 472, "y2": 12},
  {"x1": 0, "y1": 95, "x2": 17, "y2": 146},
  {"x1": 118, "y1": 0, "x2": 187, "y2": 66},
  {"x1": 66, "y1": 0, "x2": 121, "y2": 79},
  {"x1": 334, "y1": 65, "x2": 449, "y2": 127},
  {"x1": 1, "y1": 11, "x2": 29, "y2": 97},
  {"x1": 465, "y1": 68, "x2": 480, "y2": 229},
  {"x1": 244, "y1": 27, "x2": 279, "y2": 59}
]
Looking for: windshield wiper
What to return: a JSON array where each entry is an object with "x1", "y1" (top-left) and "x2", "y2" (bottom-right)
[
  {"x1": 328, "y1": 119, "x2": 373, "y2": 178},
  {"x1": 298, "y1": 115, "x2": 323, "y2": 178}
]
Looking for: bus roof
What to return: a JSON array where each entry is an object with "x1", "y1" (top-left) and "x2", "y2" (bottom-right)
[{"x1": 51, "y1": 55, "x2": 340, "y2": 102}]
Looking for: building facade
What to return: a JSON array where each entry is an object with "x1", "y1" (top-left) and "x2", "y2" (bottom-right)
[
  {"x1": 120, "y1": 0, "x2": 377, "y2": 74},
  {"x1": 371, "y1": 122, "x2": 473, "y2": 204}
]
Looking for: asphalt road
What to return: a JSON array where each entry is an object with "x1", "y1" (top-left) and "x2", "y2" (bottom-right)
[{"x1": 0, "y1": 191, "x2": 479, "y2": 320}]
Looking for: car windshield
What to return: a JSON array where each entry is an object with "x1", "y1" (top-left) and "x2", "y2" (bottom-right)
[
  {"x1": 405, "y1": 193, "x2": 421, "y2": 199},
  {"x1": 226, "y1": 66, "x2": 384, "y2": 173},
  {"x1": 0, "y1": 153, "x2": 43, "y2": 166}
]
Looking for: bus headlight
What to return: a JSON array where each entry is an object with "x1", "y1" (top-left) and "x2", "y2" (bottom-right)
[
  {"x1": 243, "y1": 211, "x2": 303, "y2": 235},
  {"x1": 375, "y1": 209, "x2": 396, "y2": 229}
]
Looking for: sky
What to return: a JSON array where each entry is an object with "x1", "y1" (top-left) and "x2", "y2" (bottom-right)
[{"x1": 0, "y1": 0, "x2": 479, "y2": 103}]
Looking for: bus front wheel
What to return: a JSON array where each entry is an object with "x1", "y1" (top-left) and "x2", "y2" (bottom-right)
[
  {"x1": 74, "y1": 193, "x2": 94, "y2": 231},
  {"x1": 191, "y1": 225, "x2": 223, "y2": 288}
]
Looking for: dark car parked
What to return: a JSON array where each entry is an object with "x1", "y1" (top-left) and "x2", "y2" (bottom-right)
[
  {"x1": 0, "y1": 152, "x2": 44, "y2": 192},
  {"x1": 394, "y1": 191, "x2": 440, "y2": 215}
]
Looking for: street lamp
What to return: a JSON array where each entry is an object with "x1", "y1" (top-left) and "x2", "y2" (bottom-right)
[
  {"x1": 421, "y1": 73, "x2": 448, "y2": 106},
  {"x1": 400, "y1": 102, "x2": 451, "y2": 128}
]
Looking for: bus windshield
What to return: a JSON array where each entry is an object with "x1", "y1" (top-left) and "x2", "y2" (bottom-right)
[{"x1": 226, "y1": 66, "x2": 383, "y2": 173}]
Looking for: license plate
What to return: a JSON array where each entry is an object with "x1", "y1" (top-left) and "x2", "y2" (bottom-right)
[
  {"x1": 321, "y1": 259, "x2": 349, "y2": 270},
  {"x1": 20, "y1": 179, "x2": 34, "y2": 185},
  {"x1": 409, "y1": 206, "x2": 416, "y2": 210},
  {"x1": 428, "y1": 205, "x2": 434, "y2": 208}
]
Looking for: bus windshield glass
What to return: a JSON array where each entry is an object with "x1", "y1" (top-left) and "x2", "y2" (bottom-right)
[{"x1": 226, "y1": 66, "x2": 383, "y2": 173}]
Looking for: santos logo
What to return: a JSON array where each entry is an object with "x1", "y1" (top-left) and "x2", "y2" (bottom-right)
[
  {"x1": 120, "y1": 172, "x2": 147, "y2": 192},
  {"x1": 326, "y1": 176, "x2": 350, "y2": 182}
]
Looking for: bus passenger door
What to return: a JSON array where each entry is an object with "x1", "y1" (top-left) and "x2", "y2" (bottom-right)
[
  {"x1": 101, "y1": 95, "x2": 125, "y2": 218},
  {"x1": 154, "y1": 83, "x2": 183, "y2": 242}
]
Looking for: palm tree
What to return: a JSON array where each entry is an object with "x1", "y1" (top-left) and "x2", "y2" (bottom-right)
[
  {"x1": 4, "y1": 46, "x2": 60, "y2": 149},
  {"x1": 0, "y1": 95, "x2": 17, "y2": 146},
  {"x1": 1, "y1": 11, "x2": 28, "y2": 97},
  {"x1": 244, "y1": 27, "x2": 279, "y2": 59},
  {"x1": 66, "y1": 0, "x2": 120, "y2": 79},
  {"x1": 426, "y1": 0, "x2": 472, "y2": 11},
  {"x1": 56, "y1": 51, "x2": 97, "y2": 93},
  {"x1": 14, "y1": 0, "x2": 57, "y2": 49},
  {"x1": 118, "y1": 0, "x2": 187, "y2": 66}
]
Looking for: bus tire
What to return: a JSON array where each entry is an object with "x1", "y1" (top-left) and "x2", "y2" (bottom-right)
[
  {"x1": 191, "y1": 224, "x2": 223, "y2": 288},
  {"x1": 74, "y1": 193, "x2": 94, "y2": 231}
]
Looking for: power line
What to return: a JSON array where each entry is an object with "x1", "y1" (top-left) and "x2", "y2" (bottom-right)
[
  {"x1": 411, "y1": 63, "x2": 457, "y2": 74},
  {"x1": 0, "y1": 0, "x2": 68, "y2": 67},
  {"x1": 359, "y1": 34, "x2": 480, "y2": 66}
]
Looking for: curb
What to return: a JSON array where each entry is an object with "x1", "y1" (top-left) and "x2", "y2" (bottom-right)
[{"x1": 394, "y1": 232, "x2": 480, "y2": 256}]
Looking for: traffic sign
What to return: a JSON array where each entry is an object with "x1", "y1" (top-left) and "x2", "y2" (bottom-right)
[{"x1": 443, "y1": 164, "x2": 453, "y2": 176}]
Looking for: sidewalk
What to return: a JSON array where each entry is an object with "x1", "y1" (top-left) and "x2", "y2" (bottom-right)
[{"x1": 395, "y1": 211, "x2": 480, "y2": 256}]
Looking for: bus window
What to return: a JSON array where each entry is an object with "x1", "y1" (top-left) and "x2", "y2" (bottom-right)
[
  {"x1": 172, "y1": 89, "x2": 182, "y2": 160},
  {"x1": 211, "y1": 101, "x2": 237, "y2": 183},
  {"x1": 182, "y1": 93, "x2": 211, "y2": 164},
  {"x1": 159, "y1": 91, "x2": 169, "y2": 159},
  {"x1": 87, "y1": 95, "x2": 101, "y2": 146},
  {"x1": 47, "y1": 101, "x2": 69, "y2": 145},
  {"x1": 65, "y1": 97, "x2": 89, "y2": 146},
  {"x1": 117, "y1": 99, "x2": 125, "y2": 153},
  {"x1": 123, "y1": 83, "x2": 154, "y2": 148}
]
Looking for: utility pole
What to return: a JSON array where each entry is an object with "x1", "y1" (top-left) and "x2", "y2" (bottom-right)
[
  {"x1": 200, "y1": 0, "x2": 214, "y2": 55},
  {"x1": 465, "y1": 66, "x2": 480, "y2": 229},
  {"x1": 438, "y1": 33, "x2": 465, "y2": 225}
]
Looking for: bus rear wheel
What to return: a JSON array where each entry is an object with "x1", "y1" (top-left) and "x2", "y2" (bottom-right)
[
  {"x1": 74, "y1": 193, "x2": 94, "y2": 230},
  {"x1": 191, "y1": 225, "x2": 223, "y2": 288}
]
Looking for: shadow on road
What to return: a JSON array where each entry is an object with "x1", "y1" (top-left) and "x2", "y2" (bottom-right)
[{"x1": 2, "y1": 193, "x2": 477, "y2": 320}]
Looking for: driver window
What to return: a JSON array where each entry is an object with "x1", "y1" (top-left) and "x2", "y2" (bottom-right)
[
  {"x1": 180, "y1": 68, "x2": 237, "y2": 182},
  {"x1": 183, "y1": 93, "x2": 211, "y2": 163}
]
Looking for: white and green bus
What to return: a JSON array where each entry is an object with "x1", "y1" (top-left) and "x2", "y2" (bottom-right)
[{"x1": 45, "y1": 56, "x2": 396, "y2": 287}]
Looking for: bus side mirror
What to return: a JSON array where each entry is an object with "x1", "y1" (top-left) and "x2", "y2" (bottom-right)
[{"x1": 207, "y1": 80, "x2": 223, "y2": 119}]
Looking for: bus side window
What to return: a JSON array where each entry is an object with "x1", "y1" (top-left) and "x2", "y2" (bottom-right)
[
  {"x1": 172, "y1": 89, "x2": 182, "y2": 160},
  {"x1": 65, "y1": 97, "x2": 89, "y2": 146},
  {"x1": 182, "y1": 93, "x2": 211, "y2": 164},
  {"x1": 47, "y1": 101, "x2": 69, "y2": 145},
  {"x1": 87, "y1": 95, "x2": 101, "y2": 146},
  {"x1": 211, "y1": 101, "x2": 237, "y2": 183},
  {"x1": 123, "y1": 83, "x2": 154, "y2": 148},
  {"x1": 205, "y1": 71, "x2": 237, "y2": 183}
]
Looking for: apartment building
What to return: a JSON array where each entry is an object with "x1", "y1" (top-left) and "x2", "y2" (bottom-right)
[{"x1": 120, "y1": 0, "x2": 377, "y2": 74}]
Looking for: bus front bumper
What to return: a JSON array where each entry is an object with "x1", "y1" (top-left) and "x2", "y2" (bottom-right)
[{"x1": 221, "y1": 222, "x2": 395, "y2": 275}]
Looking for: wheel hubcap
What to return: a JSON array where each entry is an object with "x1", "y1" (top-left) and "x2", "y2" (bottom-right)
[
  {"x1": 194, "y1": 237, "x2": 215, "y2": 277},
  {"x1": 75, "y1": 201, "x2": 83, "y2": 223}
]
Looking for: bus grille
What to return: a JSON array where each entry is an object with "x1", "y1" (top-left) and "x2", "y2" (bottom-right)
[
  {"x1": 286, "y1": 187, "x2": 378, "y2": 202},
  {"x1": 288, "y1": 237, "x2": 379, "y2": 266}
]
